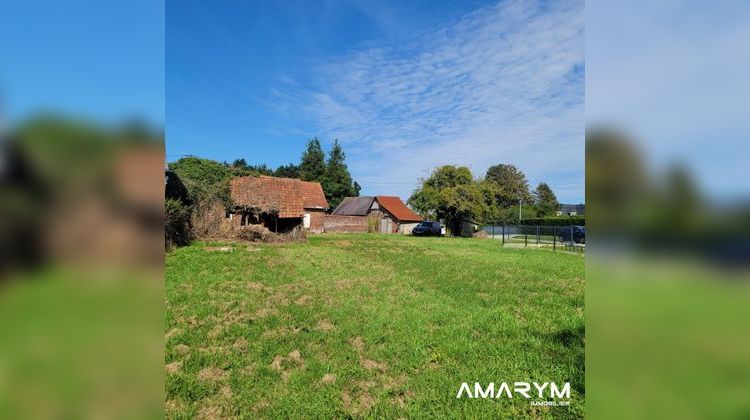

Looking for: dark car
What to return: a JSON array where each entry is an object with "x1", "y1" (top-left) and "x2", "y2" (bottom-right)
[
  {"x1": 558, "y1": 225, "x2": 585, "y2": 244},
  {"x1": 412, "y1": 221, "x2": 443, "y2": 236}
]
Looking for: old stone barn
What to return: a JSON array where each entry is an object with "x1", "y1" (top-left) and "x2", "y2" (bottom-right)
[
  {"x1": 329, "y1": 196, "x2": 422, "y2": 234},
  {"x1": 228, "y1": 176, "x2": 328, "y2": 233}
]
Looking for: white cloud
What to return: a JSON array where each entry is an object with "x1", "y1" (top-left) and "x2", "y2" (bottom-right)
[{"x1": 279, "y1": 0, "x2": 584, "y2": 202}]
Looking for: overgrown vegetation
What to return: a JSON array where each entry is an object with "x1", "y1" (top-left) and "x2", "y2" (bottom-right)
[
  {"x1": 165, "y1": 198, "x2": 192, "y2": 248},
  {"x1": 165, "y1": 234, "x2": 584, "y2": 418}
]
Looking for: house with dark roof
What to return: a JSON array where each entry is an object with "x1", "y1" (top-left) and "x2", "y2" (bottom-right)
[
  {"x1": 331, "y1": 196, "x2": 422, "y2": 233},
  {"x1": 557, "y1": 204, "x2": 585, "y2": 216},
  {"x1": 228, "y1": 175, "x2": 328, "y2": 233}
]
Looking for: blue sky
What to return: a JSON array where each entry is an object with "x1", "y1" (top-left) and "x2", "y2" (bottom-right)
[
  {"x1": 168, "y1": 0, "x2": 584, "y2": 202},
  {"x1": 0, "y1": 0, "x2": 164, "y2": 125}
]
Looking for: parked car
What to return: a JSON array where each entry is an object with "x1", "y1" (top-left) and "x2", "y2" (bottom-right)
[
  {"x1": 412, "y1": 221, "x2": 443, "y2": 236},
  {"x1": 557, "y1": 225, "x2": 585, "y2": 244}
]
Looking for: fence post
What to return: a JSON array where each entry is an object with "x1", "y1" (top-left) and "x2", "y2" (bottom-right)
[
  {"x1": 536, "y1": 225, "x2": 540, "y2": 246},
  {"x1": 570, "y1": 225, "x2": 574, "y2": 248},
  {"x1": 553, "y1": 226, "x2": 556, "y2": 251},
  {"x1": 524, "y1": 225, "x2": 528, "y2": 247},
  {"x1": 502, "y1": 223, "x2": 505, "y2": 246},
  {"x1": 491, "y1": 225, "x2": 495, "y2": 239}
]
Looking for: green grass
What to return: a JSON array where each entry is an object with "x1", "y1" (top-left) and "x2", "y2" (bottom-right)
[{"x1": 165, "y1": 234, "x2": 584, "y2": 418}]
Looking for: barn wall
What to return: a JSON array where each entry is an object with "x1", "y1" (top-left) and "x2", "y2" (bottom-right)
[
  {"x1": 323, "y1": 215, "x2": 371, "y2": 233},
  {"x1": 307, "y1": 209, "x2": 326, "y2": 233}
]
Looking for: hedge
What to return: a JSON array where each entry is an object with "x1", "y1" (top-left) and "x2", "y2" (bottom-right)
[
  {"x1": 522, "y1": 217, "x2": 585, "y2": 226},
  {"x1": 486, "y1": 217, "x2": 585, "y2": 226}
]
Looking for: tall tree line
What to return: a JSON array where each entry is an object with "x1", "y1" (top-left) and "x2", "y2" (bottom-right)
[{"x1": 299, "y1": 138, "x2": 360, "y2": 208}]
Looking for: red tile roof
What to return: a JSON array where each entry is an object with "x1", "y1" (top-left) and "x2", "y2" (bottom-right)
[
  {"x1": 230, "y1": 176, "x2": 328, "y2": 218},
  {"x1": 298, "y1": 180, "x2": 328, "y2": 209},
  {"x1": 376, "y1": 196, "x2": 423, "y2": 222}
]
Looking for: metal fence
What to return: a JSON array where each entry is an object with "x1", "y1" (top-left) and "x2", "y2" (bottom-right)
[{"x1": 483, "y1": 224, "x2": 585, "y2": 253}]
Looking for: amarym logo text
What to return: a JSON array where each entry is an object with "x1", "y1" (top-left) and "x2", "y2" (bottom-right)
[{"x1": 456, "y1": 382, "x2": 571, "y2": 399}]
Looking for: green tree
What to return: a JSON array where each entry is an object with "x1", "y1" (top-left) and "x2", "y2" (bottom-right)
[
  {"x1": 484, "y1": 164, "x2": 533, "y2": 208},
  {"x1": 299, "y1": 137, "x2": 326, "y2": 182},
  {"x1": 274, "y1": 163, "x2": 300, "y2": 179},
  {"x1": 533, "y1": 182, "x2": 559, "y2": 216},
  {"x1": 322, "y1": 139, "x2": 358, "y2": 208},
  {"x1": 247, "y1": 163, "x2": 273, "y2": 176},
  {"x1": 232, "y1": 158, "x2": 248, "y2": 168},
  {"x1": 408, "y1": 165, "x2": 487, "y2": 234}
]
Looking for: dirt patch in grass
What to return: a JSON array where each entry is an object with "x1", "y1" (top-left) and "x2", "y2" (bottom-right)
[
  {"x1": 320, "y1": 373, "x2": 336, "y2": 384},
  {"x1": 252, "y1": 400, "x2": 269, "y2": 413},
  {"x1": 294, "y1": 295, "x2": 313, "y2": 306},
  {"x1": 196, "y1": 404, "x2": 223, "y2": 419},
  {"x1": 349, "y1": 336, "x2": 365, "y2": 351},
  {"x1": 342, "y1": 381, "x2": 377, "y2": 416},
  {"x1": 165, "y1": 361, "x2": 182, "y2": 374},
  {"x1": 349, "y1": 336, "x2": 388, "y2": 372},
  {"x1": 266, "y1": 292, "x2": 291, "y2": 307},
  {"x1": 270, "y1": 355, "x2": 285, "y2": 371},
  {"x1": 385, "y1": 374, "x2": 412, "y2": 408},
  {"x1": 165, "y1": 399, "x2": 182, "y2": 413},
  {"x1": 174, "y1": 344, "x2": 190, "y2": 355},
  {"x1": 288, "y1": 349, "x2": 304, "y2": 364},
  {"x1": 262, "y1": 326, "x2": 301, "y2": 338},
  {"x1": 246, "y1": 281, "x2": 266, "y2": 291},
  {"x1": 207, "y1": 325, "x2": 224, "y2": 339},
  {"x1": 270, "y1": 349, "x2": 305, "y2": 381},
  {"x1": 253, "y1": 307, "x2": 278, "y2": 319},
  {"x1": 315, "y1": 319, "x2": 335, "y2": 332},
  {"x1": 165, "y1": 328, "x2": 183, "y2": 340},
  {"x1": 360, "y1": 358, "x2": 388, "y2": 372},
  {"x1": 198, "y1": 367, "x2": 228, "y2": 382},
  {"x1": 232, "y1": 337, "x2": 248, "y2": 353},
  {"x1": 334, "y1": 278, "x2": 357, "y2": 290}
]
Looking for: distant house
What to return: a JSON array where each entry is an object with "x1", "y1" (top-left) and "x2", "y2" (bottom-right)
[
  {"x1": 331, "y1": 196, "x2": 422, "y2": 233},
  {"x1": 557, "y1": 204, "x2": 585, "y2": 216},
  {"x1": 228, "y1": 175, "x2": 328, "y2": 233}
]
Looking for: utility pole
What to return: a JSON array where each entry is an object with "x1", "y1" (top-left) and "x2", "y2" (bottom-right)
[{"x1": 518, "y1": 198, "x2": 522, "y2": 223}]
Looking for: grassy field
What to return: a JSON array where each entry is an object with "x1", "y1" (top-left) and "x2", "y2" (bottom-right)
[{"x1": 165, "y1": 234, "x2": 584, "y2": 418}]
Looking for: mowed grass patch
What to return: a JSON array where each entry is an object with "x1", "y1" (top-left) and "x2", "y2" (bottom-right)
[{"x1": 165, "y1": 234, "x2": 584, "y2": 418}]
